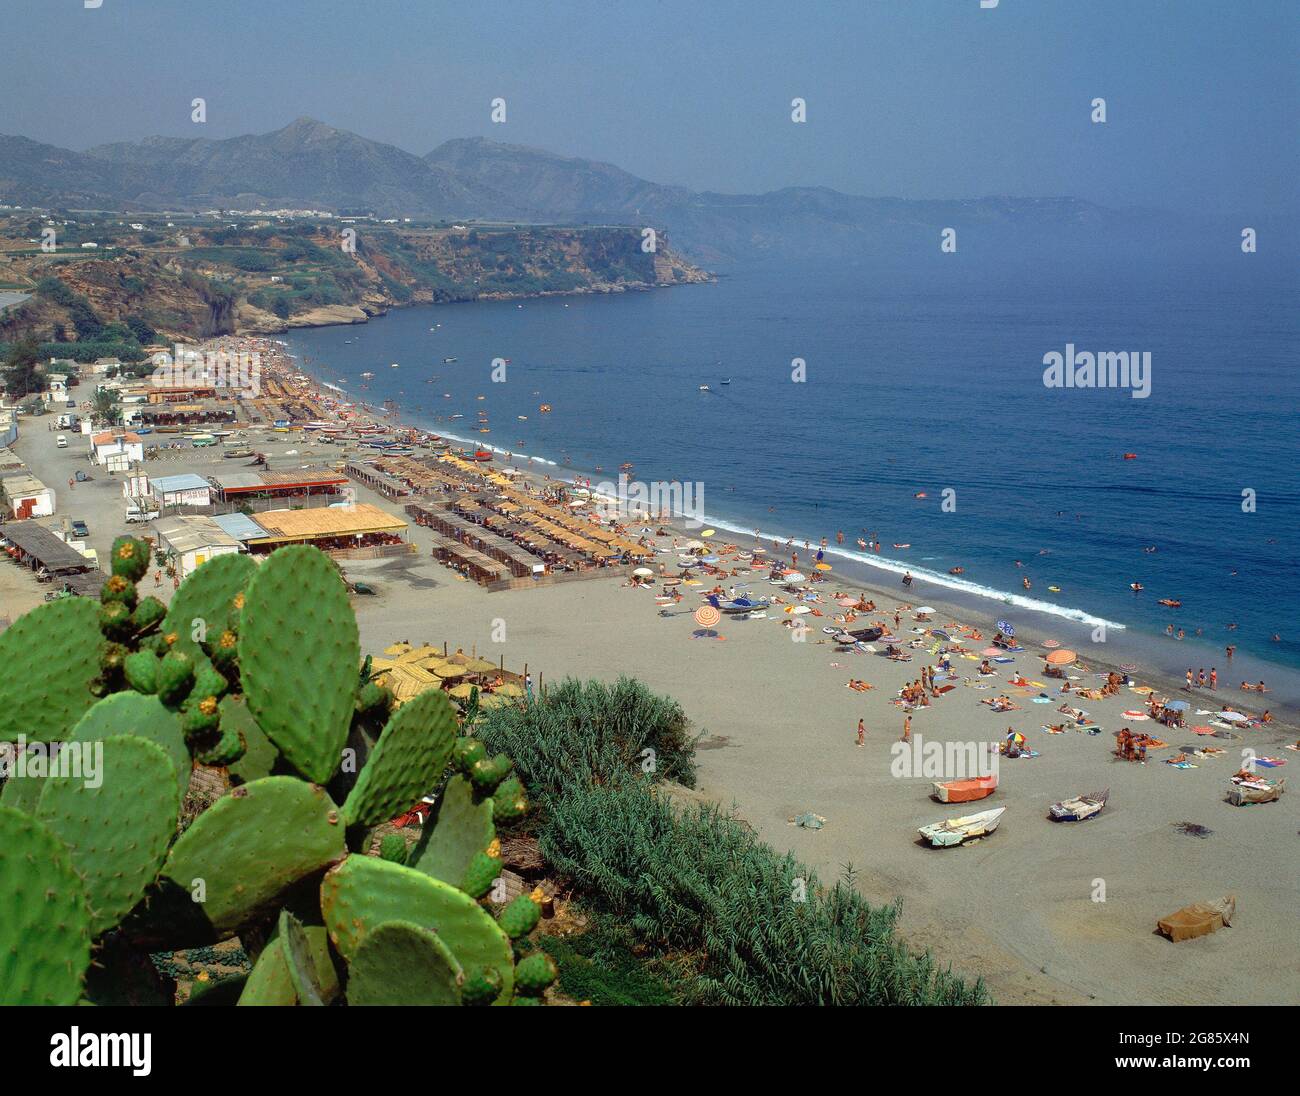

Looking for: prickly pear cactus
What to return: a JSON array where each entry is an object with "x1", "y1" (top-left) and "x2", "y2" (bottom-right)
[
  {"x1": 238, "y1": 546, "x2": 359, "y2": 783},
  {"x1": 408, "y1": 774, "x2": 495, "y2": 887},
  {"x1": 35, "y1": 735, "x2": 179, "y2": 937},
  {"x1": 514, "y1": 951, "x2": 558, "y2": 997},
  {"x1": 237, "y1": 936, "x2": 297, "y2": 1006},
  {"x1": 278, "y1": 909, "x2": 325, "y2": 1006},
  {"x1": 320, "y1": 854, "x2": 514, "y2": 1003},
  {"x1": 346, "y1": 920, "x2": 462, "y2": 1006},
  {"x1": 0, "y1": 806, "x2": 92, "y2": 1005},
  {"x1": 0, "y1": 598, "x2": 106, "y2": 742},
  {"x1": 341, "y1": 688, "x2": 456, "y2": 828},
  {"x1": 160, "y1": 553, "x2": 256, "y2": 659},
  {"x1": 69, "y1": 692, "x2": 190, "y2": 807},
  {"x1": 163, "y1": 776, "x2": 346, "y2": 935},
  {"x1": 220, "y1": 696, "x2": 279, "y2": 785}
]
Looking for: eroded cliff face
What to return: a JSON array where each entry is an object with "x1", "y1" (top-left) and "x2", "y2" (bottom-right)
[{"x1": 0, "y1": 222, "x2": 710, "y2": 346}]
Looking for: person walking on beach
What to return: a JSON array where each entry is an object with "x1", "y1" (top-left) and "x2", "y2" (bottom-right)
[
  {"x1": 524, "y1": 672, "x2": 533, "y2": 699},
  {"x1": 856, "y1": 719, "x2": 865, "y2": 748},
  {"x1": 1210, "y1": 667, "x2": 1217, "y2": 690},
  {"x1": 1185, "y1": 669, "x2": 1194, "y2": 690},
  {"x1": 902, "y1": 715, "x2": 911, "y2": 743},
  {"x1": 1197, "y1": 668, "x2": 1207, "y2": 688}
]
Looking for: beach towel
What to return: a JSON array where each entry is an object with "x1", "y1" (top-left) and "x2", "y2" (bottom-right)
[
  {"x1": 1254, "y1": 757, "x2": 1285, "y2": 768},
  {"x1": 1165, "y1": 759, "x2": 1197, "y2": 769},
  {"x1": 1031, "y1": 697, "x2": 1052, "y2": 704},
  {"x1": 993, "y1": 656, "x2": 1015, "y2": 663}
]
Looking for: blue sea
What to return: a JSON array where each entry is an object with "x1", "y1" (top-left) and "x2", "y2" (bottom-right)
[{"x1": 287, "y1": 251, "x2": 1300, "y2": 705}]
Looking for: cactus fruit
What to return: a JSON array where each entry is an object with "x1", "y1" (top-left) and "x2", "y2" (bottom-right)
[
  {"x1": 379, "y1": 834, "x2": 408, "y2": 864},
  {"x1": 320, "y1": 855, "x2": 514, "y2": 1003},
  {"x1": 181, "y1": 695, "x2": 222, "y2": 743},
  {"x1": 341, "y1": 688, "x2": 456, "y2": 828},
  {"x1": 498, "y1": 893, "x2": 542, "y2": 940},
  {"x1": 490, "y1": 775, "x2": 529, "y2": 824},
  {"x1": 194, "y1": 725, "x2": 244, "y2": 767},
  {"x1": 470, "y1": 753, "x2": 513, "y2": 794},
  {"x1": 513, "y1": 951, "x2": 558, "y2": 997},
  {"x1": 130, "y1": 596, "x2": 167, "y2": 636},
  {"x1": 355, "y1": 681, "x2": 391, "y2": 716},
  {"x1": 278, "y1": 909, "x2": 325, "y2": 1006},
  {"x1": 163, "y1": 776, "x2": 346, "y2": 935},
  {"x1": 69, "y1": 691, "x2": 190, "y2": 808},
  {"x1": 160, "y1": 553, "x2": 256, "y2": 659},
  {"x1": 110, "y1": 536, "x2": 151, "y2": 582},
  {"x1": 459, "y1": 851, "x2": 502, "y2": 900},
  {"x1": 100, "y1": 574, "x2": 138, "y2": 611},
  {"x1": 239, "y1": 546, "x2": 359, "y2": 784},
  {"x1": 0, "y1": 806, "x2": 93, "y2": 1005},
  {"x1": 409, "y1": 774, "x2": 495, "y2": 887},
  {"x1": 452, "y1": 736, "x2": 487, "y2": 773},
  {"x1": 460, "y1": 965, "x2": 503, "y2": 1007},
  {"x1": 0, "y1": 597, "x2": 105, "y2": 743},
  {"x1": 100, "y1": 640, "x2": 129, "y2": 678},
  {"x1": 192, "y1": 664, "x2": 229, "y2": 704},
  {"x1": 123, "y1": 649, "x2": 160, "y2": 694},
  {"x1": 99, "y1": 599, "x2": 134, "y2": 641},
  {"x1": 35, "y1": 736, "x2": 179, "y2": 937},
  {"x1": 157, "y1": 650, "x2": 196, "y2": 708},
  {"x1": 208, "y1": 628, "x2": 239, "y2": 674},
  {"x1": 346, "y1": 920, "x2": 462, "y2": 1006}
]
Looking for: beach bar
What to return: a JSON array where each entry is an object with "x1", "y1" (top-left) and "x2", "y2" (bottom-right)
[{"x1": 243, "y1": 503, "x2": 410, "y2": 557}]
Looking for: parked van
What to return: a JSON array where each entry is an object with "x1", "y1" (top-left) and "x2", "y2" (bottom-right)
[
  {"x1": 55, "y1": 434, "x2": 68, "y2": 448},
  {"x1": 125, "y1": 504, "x2": 156, "y2": 524}
]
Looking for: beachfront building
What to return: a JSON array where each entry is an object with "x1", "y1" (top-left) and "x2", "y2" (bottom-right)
[
  {"x1": 91, "y1": 430, "x2": 145, "y2": 470},
  {"x1": 138, "y1": 401, "x2": 238, "y2": 428},
  {"x1": 149, "y1": 473, "x2": 214, "y2": 510},
  {"x1": 1, "y1": 472, "x2": 55, "y2": 518},
  {"x1": 211, "y1": 467, "x2": 349, "y2": 507},
  {"x1": 152, "y1": 515, "x2": 243, "y2": 578},
  {"x1": 238, "y1": 503, "x2": 409, "y2": 557},
  {"x1": 0, "y1": 408, "x2": 17, "y2": 447}
]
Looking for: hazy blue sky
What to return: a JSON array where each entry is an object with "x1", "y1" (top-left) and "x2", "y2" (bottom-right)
[{"x1": 2, "y1": 0, "x2": 1295, "y2": 215}]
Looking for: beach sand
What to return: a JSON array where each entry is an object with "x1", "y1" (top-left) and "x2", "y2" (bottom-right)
[{"x1": 343, "y1": 534, "x2": 1299, "y2": 1006}]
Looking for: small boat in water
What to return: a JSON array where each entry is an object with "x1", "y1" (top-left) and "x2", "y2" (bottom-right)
[
  {"x1": 720, "y1": 378, "x2": 731, "y2": 385},
  {"x1": 932, "y1": 774, "x2": 998, "y2": 804},
  {"x1": 717, "y1": 596, "x2": 770, "y2": 615},
  {"x1": 918, "y1": 807, "x2": 1005, "y2": 848},
  {"x1": 1049, "y1": 788, "x2": 1109, "y2": 821},
  {"x1": 698, "y1": 385, "x2": 711, "y2": 392}
]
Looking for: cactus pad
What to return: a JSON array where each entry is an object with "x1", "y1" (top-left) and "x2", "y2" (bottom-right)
[
  {"x1": 161, "y1": 553, "x2": 256, "y2": 658},
  {"x1": 221, "y1": 696, "x2": 279, "y2": 785},
  {"x1": 346, "y1": 920, "x2": 462, "y2": 1006},
  {"x1": 239, "y1": 546, "x2": 359, "y2": 784},
  {"x1": 379, "y1": 833, "x2": 408, "y2": 864},
  {"x1": 163, "y1": 776, "x2": 346, "y2": 935},
  {"x1": 69, "y1": 692, "x2": 190, "y2": 807},
  {"x1": 490, "y1": 775, "x2": 529, "y2": 824},
  {"x1": 0, "y1": 806, "x2": 93, "y2": 1005},
  {"x1": 408, "y1": 774, "x2": 495, "y2": 887},
  {"x1": 320, "y1": 855, "x2": 513, "y2": 1003},
  {"x1": 341, "y1": 689, "x2": 456, "y2": 827},
  {"x1": 0, "y1": 598, "x2": 105, "y2": 742},
  {"x1": 35, "y1": 736, "x2": 178, "y2": 937},
  {"x1": 237, "y1": 937, "x2": 297, "y2": 1006},
  {"x1": 278, "y1": 909, "x2": 325, "y2": 1006}
]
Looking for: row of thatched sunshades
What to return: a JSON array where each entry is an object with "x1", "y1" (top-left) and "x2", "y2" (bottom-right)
[{"x1": 369, "y1": 642, "x2": 536, "y2": 707}]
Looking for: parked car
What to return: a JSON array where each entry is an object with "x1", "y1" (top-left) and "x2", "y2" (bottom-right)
[
  {"x1": 55, "y1": 434, "x2": 68, "y2": 448},
  {"x1": 74, "y1": 470, "x2": 92, "y2": 482},
  {"x1": 70, "y1": 520, "x2": 90, "y2": 538},
  {"x1": 125, "y1": 505, "x2": 156, "y2": 524}
]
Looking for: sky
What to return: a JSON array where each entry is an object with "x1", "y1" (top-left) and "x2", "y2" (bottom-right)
[{"x1": 1, "y1": 0, "x2": 1295, "y2": 216}]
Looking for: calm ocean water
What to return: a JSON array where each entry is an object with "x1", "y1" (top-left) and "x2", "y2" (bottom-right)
[{"x1": 287, "y1": 253, "x2": 1300, "y2": 699}]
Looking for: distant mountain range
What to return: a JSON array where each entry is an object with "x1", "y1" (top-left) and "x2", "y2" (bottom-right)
[{"x1": 0, "y1": 117, "x2": 1170, "y2": 262}]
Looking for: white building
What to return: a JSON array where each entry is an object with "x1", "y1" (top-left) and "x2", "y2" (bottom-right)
[
  {"x1": 91, "y1": 430, "x2": 144, "y2": 470},
  {"x1": 153, "y1": 515, "x2": 241, "y2": 577},
  {"x1": 1, "y1": 473, "x2": 55, "y2": 518},
  {"x1": 149, "y1": 473, "x2": 213, "y2": 509}
]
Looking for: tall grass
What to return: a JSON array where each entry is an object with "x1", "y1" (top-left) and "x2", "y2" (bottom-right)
[{"x1": 476, "y1": 676, "x2": 987, "y2": 1006}]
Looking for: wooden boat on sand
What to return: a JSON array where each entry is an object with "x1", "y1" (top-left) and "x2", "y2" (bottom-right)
[
  {"x1": 918, "y1": 806, "x2": 1005, "y2": 848},
  {"x1": 1049, "y1": 788, "x2": 1109, "y2": 821},
  {"x1": 1157, "y1": 895, "x2": 1235, "y2": 942},
  {"x1": 1226, "y1": 776, "x2": 1284, "y2": 806},
  {"x1": 931, "y1": 774, "x2": 997, "y2": 803}
]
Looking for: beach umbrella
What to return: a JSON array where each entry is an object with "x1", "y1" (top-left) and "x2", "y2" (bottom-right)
[
  {"x1": 931, "y1": 630, "x2": 951, "y2": 640},
  {"x1": 384, "y1": 642, "x2": 413, "y2": 656},
  {"x1": 783, "y1": 571, "x2": 806, "y2": 583},
  {"x1": 1217, "y1": 711, "x2": 1248, "y2": 723},
  {"x1": 981, "y1": 647, "x2": 1001, "y2": 656},
  {"x1": 833, "y1": 632, "x2": 857, "y2": 644},
  {"x1": 632, "y1": 566, "x2": 654, "y2": 577},
  {"x1": 1044, "y1": 649, "x2": 1077, "y2": 665},
  {"x1": 915, "y1": 606, "x2": 935, "y2": 615},
  {"x1": 815, "y1": 562, "x2": 832, "y2": 571},
  {"x1": 836, "y1": 596, "x2": 857, "y2": 607},
  {"x1": 996, "y1": 619, "x2": 1014, "y2": 635},
  {"x1": 699, "y1": 555, "x2": 719, "y2": 564},
  {"x1": 694, "y1": 605, "x2": 721, "y2": 627},
  {"x1": 433, "y1": 663, "x2": 465, "y2": 679},
  {"x1": 701, "y1": 529, "x2": 716, "y2": 537},
  {"x1": 1042, "y1": 639, "x2": 1060, "y2": 649},
  {"x1": 448, "y1": 683, "x2": 476, "y2": 700},
  {"x1": 684, "y1": 539, "x2": 705, "y2": 550},
  {"x1": 464, "y1": 657, "x2": 498, "y2": 674},
  {"x1": 495, "y1": 682, "x2": 524, "y2": 698}
]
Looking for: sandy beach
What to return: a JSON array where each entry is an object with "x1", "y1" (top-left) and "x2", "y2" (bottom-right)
[{"x1": 7, "y1": 334, "x2": 1295, "y2": 1007}]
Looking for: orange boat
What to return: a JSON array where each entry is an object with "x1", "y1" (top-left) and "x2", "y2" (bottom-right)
[{"x1": 931, "y1": 773, "x2": 998, "y2": 803}]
